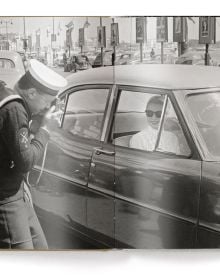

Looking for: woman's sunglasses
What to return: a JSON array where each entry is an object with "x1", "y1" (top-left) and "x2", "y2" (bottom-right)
[{"x1": 145, "y1": 110, "x2": 162, "y2": 118}]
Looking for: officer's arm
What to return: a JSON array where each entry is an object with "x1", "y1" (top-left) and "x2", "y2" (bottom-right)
[{"x1": 3, "y1": 102, "x2": 49, "y2": 173}]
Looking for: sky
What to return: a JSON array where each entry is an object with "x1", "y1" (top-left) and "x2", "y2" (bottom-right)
[{"x1": 0, "y1": 16, "x2": 219, "y2": 48}]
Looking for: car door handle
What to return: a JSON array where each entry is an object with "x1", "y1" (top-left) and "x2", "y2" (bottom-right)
[{"x1": 94, "y1": 147, "x2": 115, "y2": 156}]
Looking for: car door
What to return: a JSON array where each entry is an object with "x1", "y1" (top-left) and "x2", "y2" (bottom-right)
[
  {"x1": 113, "y1": 87, "x2": 201, "y2": 248},
  {"x1": 109, "y1": 86, "x2": 201, "y2": 248},
  {"x1": 86, "y1": 86, "x2": 116, "y2": 248},
  {"x1": 30, "y1": 85, "x2": 111, "y2": 248}
]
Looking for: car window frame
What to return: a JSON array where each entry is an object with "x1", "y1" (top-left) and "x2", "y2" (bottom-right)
[
  {"x1": 155, "y1": 95, "x2": 193, "y2": 158},
  {"x1": 59, "y1": 84, "x2": 113, "y2": 143},
  {"x1": 182, "y1": 88, "x2": 220, "y2": 161},
  {"x1": 107, "y1": 85, "x2": 193, "y2": 159},
  {"x1": 173, "y1": 88, "x2": 220, "y2": 162}
]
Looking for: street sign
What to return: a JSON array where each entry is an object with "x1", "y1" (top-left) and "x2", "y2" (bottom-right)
[
  {"x1": 66, "y1": 27, "x2": 73, "y2": 48},
  {"x1": 199, "y1": 17, "x2": 216, "y2": 44},
  {"x1": 136, "y1": 17, "x2": 145, "y2": 43},
  {"x1": 79, "y1": 28, "x2": 85, "y2": 47},
  {"x1": 65, "y1": 20, "x2": 74, "y2": 30},
  {"x1": 111, "y1": 23, "x2": 119, "y2": 46},
  {"x1": 97, "y1": 26, "x2": 106, "y2": 48},
  {"x1": 173, "y1": 17, "x2": 187, "y2": 42},
  {"x1": 157, "y1": 17, "x2": 168, "y2": 42}
]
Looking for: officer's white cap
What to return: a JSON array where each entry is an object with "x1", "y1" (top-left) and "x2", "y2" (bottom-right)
[{"x1": 26, "y1": 59, "x2": 67, "y2": 96}]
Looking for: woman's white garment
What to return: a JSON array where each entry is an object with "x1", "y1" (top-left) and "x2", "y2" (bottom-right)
[{"x1": 129, "y1": 125, "x2": 180, "y2": 154}]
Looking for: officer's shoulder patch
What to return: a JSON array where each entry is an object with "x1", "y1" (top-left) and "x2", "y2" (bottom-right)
[{"x1": 18, "y1": 127, "x2": 29, "y2": 150}]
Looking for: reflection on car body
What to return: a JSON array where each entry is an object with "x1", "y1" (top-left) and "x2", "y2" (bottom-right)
[{"x1": 29, "y1": 64, "x2": 220, "y2": 249}]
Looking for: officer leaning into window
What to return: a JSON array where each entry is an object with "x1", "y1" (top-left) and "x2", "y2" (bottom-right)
[{"x1": 0, "y1": 59, "x2": 67, "y2": 249}]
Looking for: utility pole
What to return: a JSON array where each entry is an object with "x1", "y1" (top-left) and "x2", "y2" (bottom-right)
[
  {"x1": 23, "y1": 17, "x2": 26, "y2": 38},
  {"x1": 112, "y1": 18, "x2": 116, "y2": 66},
  {"x1": 23, "y1": 17, "x2": 27, "y2": 57},
  {"x1": 52, "y1": 17, "x2": 55, "y2": 66},
  {"x1": 205, "y1": 43, "x2": 210, "y2": 66},
  {"x1": 100, "y1": 17, "x2": 103, "y2": 66}
]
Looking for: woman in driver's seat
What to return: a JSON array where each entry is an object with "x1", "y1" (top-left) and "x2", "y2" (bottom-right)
[{"x1": 129, "y1": 96, "x2": 180, "y2": 154}]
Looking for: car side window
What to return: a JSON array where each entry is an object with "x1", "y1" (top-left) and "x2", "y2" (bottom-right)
[
  {"x1": 157, "y1": 98, "x2": 191, "y2": 156},
  {"x1": 112, "y1": 90, "x2": 190, "y2": 157},
  {"x1": 62, "y1": 88, "x2": 109, "y2": 140},
  {"x1": 112, "y1": 90, "x2": 165, "y2": 150}
]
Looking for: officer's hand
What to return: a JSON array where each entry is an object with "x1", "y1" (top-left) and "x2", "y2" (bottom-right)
[{"x1": 41, "y1": 106, "x2": 62, "y2": 132}]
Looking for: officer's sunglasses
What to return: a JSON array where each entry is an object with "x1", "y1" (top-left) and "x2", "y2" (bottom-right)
[{"x1": 145, "y1": 110, "x2": 162, "y2": 118}]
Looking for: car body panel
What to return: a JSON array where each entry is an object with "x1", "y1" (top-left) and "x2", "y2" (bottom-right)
[
  {"x1": 87, "y1": 142, "x2": 115, "y2": 247},
  {"x1": 65, "y1": 65, "x2": 220, "y2": 91},
  {"x1": 113, "y1": 146, "x2": 201, "y2": 248},
  {"x1": 196, "y1": 161, "x2": 220, "y2": 248}
]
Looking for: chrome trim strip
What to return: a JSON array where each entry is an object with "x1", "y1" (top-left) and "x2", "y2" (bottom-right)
[
  {"x1": 86, "y1": 182, "x2": 196, "y2": 224},
  {"x1": 198, "y1": 222, "x2": 220, "y2": 233},
  {"x1": 115, "y1": 193, "x2": 196, "y2": 224},
  {"x1": 154, "y1": 95, "x2": 168, "y2": 150},
  {"x1": 88, "y1": 184, "x2": 115, "y2": 197},
  {"x1": 101, "y1": 84, "x2": 117, "y2": 142},
  {"x1": 33, "y1": 166, "x2": 87, "y2": 188}
]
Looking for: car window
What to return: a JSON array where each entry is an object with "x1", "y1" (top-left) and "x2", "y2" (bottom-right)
[
  {"x1": 112, "y1": 90, "x2": 164, "y2": 150},
  {"x1": 0, "y1": 58, "x2": 15, "y2": 69},
  {"x1": 63, "y1": 88, "x2": 109, "y2": 140},
  {"x1": 157, "y1": 98, "x2": 191, "y2": 156},
  {"x1": 187, "y1": 92, "x2": 220, "y2": 158},
  {"x1": 111, "y1": 90, "x2": 190, "y2": 156}
]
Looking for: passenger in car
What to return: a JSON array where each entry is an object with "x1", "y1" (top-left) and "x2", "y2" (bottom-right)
[{"x1": 129, "y1": 96, "x2": 180, "y2": 154}]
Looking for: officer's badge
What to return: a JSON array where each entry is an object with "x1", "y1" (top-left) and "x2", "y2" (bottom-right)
[{"x1": 19, "y1": 128, "x2": 29, "y2": 150}]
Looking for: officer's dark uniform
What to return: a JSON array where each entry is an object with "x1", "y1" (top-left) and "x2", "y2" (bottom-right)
[{"x1": 0, "y1": 60, "x2": 67, "y2": 249}]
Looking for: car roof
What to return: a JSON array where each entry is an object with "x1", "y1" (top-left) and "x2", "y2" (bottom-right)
[{"x1": 65, "y1": 64, "x2": 220, "y2": 91}]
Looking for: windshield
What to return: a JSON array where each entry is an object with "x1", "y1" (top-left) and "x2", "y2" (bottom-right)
[{"x1": 187, "y1": 92, "x2": 220, "y2": 159}]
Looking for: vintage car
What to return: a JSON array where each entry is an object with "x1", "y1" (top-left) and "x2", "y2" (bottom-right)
[
  {"x1": 29, "y1": 64, "x2": 220, "y2": 249},
  {"x1": 175, "y1": 50, "x2": 220, "y2": 66},
  {"x1": 116, "y1": 52, "x2": 137, "y2": 65},
  {"x1": 65, "y1": 54, "x2": 92, "y2": 72},
  {"x1": 92, "y1": 50, "x2": 113, "y2": 68},
  {"x1": 0, "y1": 51, "x2": 26, "y2": 89}
]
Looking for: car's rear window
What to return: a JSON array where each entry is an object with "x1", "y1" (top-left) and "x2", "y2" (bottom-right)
[
  {"x1": 187, "y1": 92, "x2": 220, "y2": 158},
  {"x1": 0, "y1": 58, "x2": 15, "y2": 69}
]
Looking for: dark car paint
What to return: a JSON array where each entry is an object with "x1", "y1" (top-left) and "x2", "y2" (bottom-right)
[
  {"x1": 29, "y1": 71, "x2": 220, "y2": 248},
  {"x1": 196, "y1": 161, "x2": 220, "y2": 248}
]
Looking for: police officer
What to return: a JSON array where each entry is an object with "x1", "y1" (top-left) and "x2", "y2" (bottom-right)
[{"x1": 0, "y1": 59, "x2": 67, "y2": 249}]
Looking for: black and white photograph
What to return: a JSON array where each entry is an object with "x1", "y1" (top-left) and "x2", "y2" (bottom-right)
[{"x1": 2, "y1": 14, "x2": 220, "y2": 253}]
